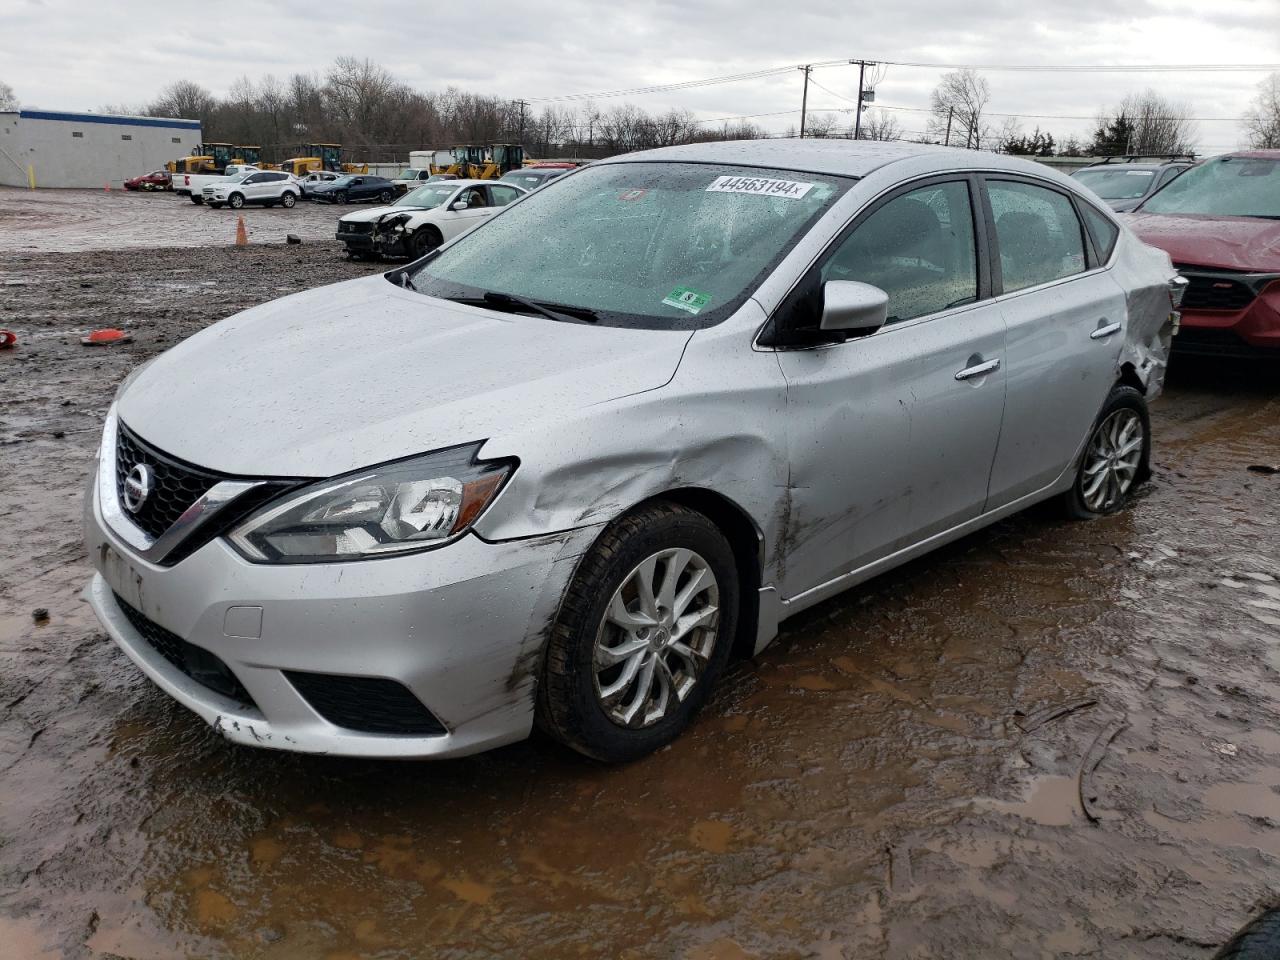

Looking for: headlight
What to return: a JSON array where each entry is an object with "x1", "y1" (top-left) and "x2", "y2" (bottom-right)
[{"x1": 228, "y1": 443, "x2": 514, "y2": 563}]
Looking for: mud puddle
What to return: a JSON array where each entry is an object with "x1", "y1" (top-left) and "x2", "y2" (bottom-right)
[{"x1": 1, "y1": 239, "x2": 1279, "y2": 959}]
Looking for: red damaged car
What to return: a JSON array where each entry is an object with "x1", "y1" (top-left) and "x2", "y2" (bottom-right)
[
  {"x1": 124, "y1": 170, "x2": 172, "y2": 192},
  {"x1": 1126, "y1": 151, "x2": 1280, "y2": 356}
]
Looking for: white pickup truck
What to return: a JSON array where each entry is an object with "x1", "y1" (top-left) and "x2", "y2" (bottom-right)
[{"x1": 172, "y1": 164, "x2": 260, "y2": 203}]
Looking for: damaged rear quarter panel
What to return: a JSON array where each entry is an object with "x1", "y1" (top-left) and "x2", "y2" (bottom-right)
[{"x1": 1112, "y1": 223, "x2": 1178, "y2": 399}]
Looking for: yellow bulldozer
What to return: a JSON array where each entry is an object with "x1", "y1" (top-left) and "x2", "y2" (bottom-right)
[
  {"x1": 165, "y1": 142, "x2": 243, "y2": 176},
  {"x1": 430, "y1": 144, "x2": 525, "y2": 180},
  {"x1": 278, "y1": 143, "x2": 369, "y2": 177}
]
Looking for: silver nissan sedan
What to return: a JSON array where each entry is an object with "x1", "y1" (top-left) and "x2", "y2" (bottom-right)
[{"x1": 84, "y1": 140, "x2": 1181, "y2": 762}]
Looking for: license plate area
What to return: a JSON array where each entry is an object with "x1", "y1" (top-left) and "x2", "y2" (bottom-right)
[{"x1": 101, "y1": 544, "x2": 145, "y2": 612}]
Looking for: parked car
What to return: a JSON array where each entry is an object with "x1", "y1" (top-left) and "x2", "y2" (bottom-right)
[
  {"x1": 390, "y1": 167, "x2": 436, "y2": 194},
  {"x1": 498, "y1": 166, "x2": 573, "y2": 192},
  {"x1": 84, "y1": 141, "x2": 1178, "y2": 763},
  {"x1": 336, "y1": 179, "x2": 527, "y2": 258},
  {"x1": 203, "y1": 171, "x2": 302, "y2": 209},
  {"x1": 124, "y1": 170, "x2": 171, "y2": 192},
  {"x1": 298, "y1": 170, "x2": 343, "y2": 198},
  {"x1": 173, "y1": 164, "x2": 260, "y2": 203},
  {"x1": 1125, "y1": 150, "x2": 1280, "y2": 355},
  {"x1": 310, "y1": 174, "x2": 398, "y2": 204},
  {"x1": 1071, "y1": 157, "x2": 1194, "y2": 212}
]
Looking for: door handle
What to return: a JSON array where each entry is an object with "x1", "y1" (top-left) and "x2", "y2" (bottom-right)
[
  {"x1": 955, "y1": 357, "x2": 1001, "y2": 381},
  {"x1": 1090, "y1": 321, "x2": 1123, "y2": 340}
]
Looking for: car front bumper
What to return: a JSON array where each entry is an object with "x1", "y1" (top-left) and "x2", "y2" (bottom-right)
[
  {"x1": 1175, "y1": 274, "x2": 1280, "y2": 353},
  {"x1": 84, "y1": 471, "x2": 596, "y2": 758}
]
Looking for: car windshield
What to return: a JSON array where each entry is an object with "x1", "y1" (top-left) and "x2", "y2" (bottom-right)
[
  {"x1": 329, "y1": 176, "x2": 353, "y2": 185},
  {"x1": 408, "y1": 161, "x2": 850, "y2": 329},
  {"x1": 1072, "y1": 167, "x2": 1156, "y2": 200},
  {"x1": 396, "y1": 185, "x2": 457, "y2": 208},
  {"x1": 396, "y1": 169, "x2": 424, "y2": 179},
  {"x1": 502, "y1": 172, "x2": 553, "y2": 188},
  {"x1": 1140, "y1": 155, "x2": 1280, "y2": 218}
]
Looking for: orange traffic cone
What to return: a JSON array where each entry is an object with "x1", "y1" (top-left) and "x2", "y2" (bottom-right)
[{"x1": 235, "y1": 215, "x2": 248, "y2": 246}]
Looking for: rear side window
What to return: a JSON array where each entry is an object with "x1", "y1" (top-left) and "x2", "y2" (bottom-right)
[
  {"x1": 821, "y1": 180, "x2": 978, "y2": 323},
  {"x1": 988, "y1": 180, "x2": 1087, "y2": 293},
  {"x1": 1079, "y1": 202, "x2": 1120, "y2": 263}
]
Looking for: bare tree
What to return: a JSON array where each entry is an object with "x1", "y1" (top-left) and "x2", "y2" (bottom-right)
[
  {"x1": 0, "y1": 81, "x2": 17, "y2": 112},
  {"x1": 148, "y1": 80, "x2": 217, "y2": 127},
  {"x1": 857, "y1": 109, "x2": 901, "y2": 141},
  {"x1": 1093, "y1": 90, "x2": 1196, "y2": 155},
  {"x1": 1243, "y1": 72, "x2": 1280, "y2": 149},
  {"x1": 802, "y1": 112, "x2": 843, "y2": 139},
  {"x1": 928, "y1": 69, "x2": 991, "y2": 148}
]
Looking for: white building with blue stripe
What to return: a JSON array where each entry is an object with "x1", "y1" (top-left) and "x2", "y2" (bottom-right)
[{"x1": 0, "y1": 109, "x2": 201, "y2": 188}]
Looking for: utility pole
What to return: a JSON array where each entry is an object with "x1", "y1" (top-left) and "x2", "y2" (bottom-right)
[
  {"x1": 851, "y1": 60, "x2": 868, "y2": 140},
  {"x1": 944, "y1": 106, "x2": 954, "y2": 146},
  {"x1": 514, "y1": 98, "x2": 528, "y2": 144},
  {"x1": 798, "y1": 65, "x2": 812, "y2": 138}
]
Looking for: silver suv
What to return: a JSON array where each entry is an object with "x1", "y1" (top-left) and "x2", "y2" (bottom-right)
[
  {"x1": 1071, "y1": 156, "x2": 1194, "y2": 212},
  {"x1": 85, "y1": 140, "x2": 1180, "y2": 762}
]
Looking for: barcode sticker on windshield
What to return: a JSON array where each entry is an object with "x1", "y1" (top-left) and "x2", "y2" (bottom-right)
[{"x1": 706, "y1": 176, "x2": 815, "y2": 199}]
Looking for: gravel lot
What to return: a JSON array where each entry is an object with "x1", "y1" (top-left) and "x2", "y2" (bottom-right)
[{"x1": 1, "y1": 188, "x2": 1278, "y2": 960}]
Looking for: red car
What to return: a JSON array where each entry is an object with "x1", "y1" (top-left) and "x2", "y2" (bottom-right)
[
  {"x1": 124, "y1": 170, "x2": 172, "y2": 192},
  {"x1": 1126, "y1": 150, "x2": 1280, "y2": 355}
]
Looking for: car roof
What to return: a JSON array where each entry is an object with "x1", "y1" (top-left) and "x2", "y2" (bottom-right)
[{"x1": 599, "y1": 138, "x2": 1068, "y2": 180}]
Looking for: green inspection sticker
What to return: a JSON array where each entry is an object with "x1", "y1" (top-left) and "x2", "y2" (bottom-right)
[{"x1": 662, "y1": 286, "x2": 711, "y2": 314}]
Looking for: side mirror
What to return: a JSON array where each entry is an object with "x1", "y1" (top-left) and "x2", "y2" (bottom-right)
[
  {"x1": 820, "y1": 280, "x2": 889, "y2": 334},
  {"x1": 451, "y1": 199, "x2": 469, "y2": 210}
]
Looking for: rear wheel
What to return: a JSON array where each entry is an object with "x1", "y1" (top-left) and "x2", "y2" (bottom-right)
[
  {"x1": 536, "y1": 502, "x2": 739, "y2": 762},
  {"x1": 228, "y1": 193, "x2": 245, "y2": 210},
  {"x1": 1061, "y1": 384, "x2": 1150, "y2": 519},
  {"x1": 280, "y1": 191, "x2": 297, "y2": 209},
  {"x1": 337, "y1": 191, "x2": 349, "y2": 204},
  {"x1": 379, "y1": 190, "x2": 393, "y2": 203}
]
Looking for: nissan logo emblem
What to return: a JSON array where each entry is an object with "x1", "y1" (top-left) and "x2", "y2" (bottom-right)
[{"x1": 122, "y1": 464, "x2": 153, "y2": 514}]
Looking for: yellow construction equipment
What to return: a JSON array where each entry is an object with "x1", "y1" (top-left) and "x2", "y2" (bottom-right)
[
  {"x1": 278, "y1": 143, "x2": 368, "y2": 177},
  {"x1": 431, "y1": 144, "x2": 525, "y2": 180},
  {"x1": 165, "y1": 143, "x2": 240, "y2": 175}
]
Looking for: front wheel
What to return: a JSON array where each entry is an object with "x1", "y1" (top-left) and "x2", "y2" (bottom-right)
[
  {"x1": 378, "y1": 190, "x2": 393, "y2": 203},
  {"x1": 1061, "y1": 384, "x2": 1150, "y2": 519},
  {"x1": 337, "y1": 191, "x2": 349, "y2": 204},
  {"x1": 280, "y1": 191, "x2": 297, "y2": 208},
  {"x1": 228, "y1": 193, "x2": 245, "y2": 210},
  {"x1": 536, "y1": 502, "x2": 739, "y2": 763},
  {"x1": 409, "y1": 226, "x2": 441, "y2": 259}
]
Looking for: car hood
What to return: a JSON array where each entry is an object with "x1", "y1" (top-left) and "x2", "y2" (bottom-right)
[
  {"x1": 117, "y1": 274, "x2": 692, "y2": 477},
  {"x1": 1125, "y1": 212, "x2": 1280, "y2": 272},
  {"x1": 339, "y1": 204, "x2": 430, "y2": 223}
]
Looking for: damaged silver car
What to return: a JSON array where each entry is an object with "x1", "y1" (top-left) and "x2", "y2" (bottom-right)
[{"x1": 84, "y1": 140, "x2": 1180, "y2": 762}]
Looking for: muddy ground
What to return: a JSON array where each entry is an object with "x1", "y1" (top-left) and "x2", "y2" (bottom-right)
[{"x1": 1, "y1": 192, "x2": 1279, "y2": 959}]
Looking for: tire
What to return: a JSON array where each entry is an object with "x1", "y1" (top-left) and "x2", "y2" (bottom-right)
[
  {"x1": 207, "y1": 203, "x2": 222, "y2": 209},
  {"x1": 280, "y1": 191, "x2": 297, "y2": 209},
  {"x1": 536, "y1": 501, "x2": 739, "y2": 763},
  {"x1": 410, "y1": 226, "x2": 441, "y2": 259},
  {"x1": 228, "y1": 193, "x2": 245, "y2": 210},
  {"x1": 1060, "y1": 383, "x2": 1151, "y2": 519},
  {"x1": 189, "y1": 195, "x2": 203, "y2": 205},
  {"x1": 1215, "y1": 908, "x2": 1280, "y2": 959},
  {"x1": 337, "y1": 191, "x2": 349, "y2": 205},
  {"x1": 379, "y1": 190, "x2": 393, "y2": 203}
]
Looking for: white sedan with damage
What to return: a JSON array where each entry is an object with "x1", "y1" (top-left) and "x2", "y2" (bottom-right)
[
  {"x1": 334, "y1": 179, "x2": 526, "y2": 259},
  {"x1": 84, "y1": 140, "x2": 1180, "y2": 762}
]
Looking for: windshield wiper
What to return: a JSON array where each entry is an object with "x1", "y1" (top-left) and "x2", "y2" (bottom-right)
[{"x1": 473, "y1": 291, "x2": 599, "y2": 324}]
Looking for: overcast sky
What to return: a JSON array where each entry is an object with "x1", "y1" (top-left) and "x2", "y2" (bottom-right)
[{"x1": 2, "y1": 0, "x2": 1277, "y2": 151}]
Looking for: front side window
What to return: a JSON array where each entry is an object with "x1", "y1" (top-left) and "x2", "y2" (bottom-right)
[
  {"x1": 408, "y1": 161, "x2": 850, "y2": 329},
  {"x1": 988, "y1": 180, "x2": 1086, "y2": 293},
  {"x1": 821, "y1": 180, "x2": 978, "y2": 323},
  {"x1": 1140, "y1": 155, "x2": 1280, "y2": 218}
]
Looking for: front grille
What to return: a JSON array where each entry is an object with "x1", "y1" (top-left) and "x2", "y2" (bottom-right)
[
  {"x1": 113, "y1": 592, "x2": 257, "y2": 708},
  {"x1": 115, "y1": 423, "x2": 227, "y2": 540},
  {"x1": 284, "y1": 672, "x2": 446, "y2": 736},
  {"x1": 1178, "y1": 273, "x2": 1257, "y2": 312},
  {"x1": 339, "y1": 222, "x2": 373, "y2": 234}
]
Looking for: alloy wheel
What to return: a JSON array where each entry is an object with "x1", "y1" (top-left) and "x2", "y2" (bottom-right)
[
  {"x1": 1081, "y1": 408, "x2": 1144, "y2": 512},
  {"x1": 593, "y1": 548, "x2": 720, "y2": 729}
]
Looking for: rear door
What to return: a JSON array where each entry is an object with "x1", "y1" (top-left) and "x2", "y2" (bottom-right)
[
  {"x1": 773, "y1": 176, "x2": 1009, "y2": 597},
  {"x1": 982, "y1": 177, "x2": 1128, "y2": 506}
]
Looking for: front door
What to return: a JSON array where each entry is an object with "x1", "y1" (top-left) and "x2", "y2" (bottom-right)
[
  {"x1": 774, "y1": 178, "x2": 1008, "y2": 598},
  {"x1": 438, "y1": 186, "x2": 490, "y2": 240}
]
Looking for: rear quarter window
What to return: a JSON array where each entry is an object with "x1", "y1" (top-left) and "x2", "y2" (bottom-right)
[{"x1": 1079, "y1": 202, "x2": 1120, "y2": 263}]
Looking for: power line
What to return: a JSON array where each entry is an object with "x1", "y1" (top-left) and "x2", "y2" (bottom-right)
[{"x1": 869, "y1": 102, "x2": 1251, "y2": 122}]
